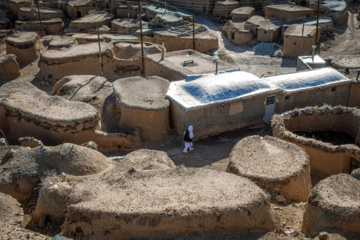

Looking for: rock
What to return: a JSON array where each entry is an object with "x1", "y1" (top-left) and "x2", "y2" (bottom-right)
[
  {"x1": 318, "y1": 231, "x2": 328, "y2": 240},
  {"x1": 284, "y1": 226, "x2": 295, "y2": 236},
  {"x1": 276, "y1": 194, "x2": 287, "y2": 204},
  {"x1": 81, "y1": 141, "x2": 98, "y2": 151}
]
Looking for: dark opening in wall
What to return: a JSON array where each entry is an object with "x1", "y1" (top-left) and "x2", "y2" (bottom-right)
[{"x1": 332, "y1": 87, "x2": 336, "y2": 92}]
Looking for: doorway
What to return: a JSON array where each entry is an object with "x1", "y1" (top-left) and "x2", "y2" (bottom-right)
[{"x1": 264, "y1": 96, "x2": 276, "y2": 123}]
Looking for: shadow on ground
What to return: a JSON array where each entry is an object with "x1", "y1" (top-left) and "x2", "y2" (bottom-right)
[{"x1": 138, "y1": 124, "x2": 272, "y2": 170}]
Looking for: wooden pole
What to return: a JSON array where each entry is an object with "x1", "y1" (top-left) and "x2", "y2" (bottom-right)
[
  {"x1": 139, "y1": 0, "x2": 145, "y2": 77},
  {"x1": 97, "y1": 27, "x2": 104, "y2": 77},
  {"x1": 36, "y1": 0, "x2": 44, "y2": 36},
  {"x1": 192, "y1": 2, "x2": 195, "y2": 50}
]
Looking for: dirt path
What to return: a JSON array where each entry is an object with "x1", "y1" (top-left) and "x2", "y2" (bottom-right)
[{"x1": 137, "y1": 124, "x2": 271, "y2": 170}]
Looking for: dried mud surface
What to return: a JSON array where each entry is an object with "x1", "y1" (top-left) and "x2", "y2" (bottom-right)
[
  {"x1": 0, "y1": 221, "x2": 51, "y2": 240},
  {"x1": 0, "y1": 80, "x2": 98, "y2": 127},
  {"x1": 228, "y1": 135, "x2": 308, "y2": 181},
  {"x1": 0, "y1": 192, "x2": 23, "y2": 224}
]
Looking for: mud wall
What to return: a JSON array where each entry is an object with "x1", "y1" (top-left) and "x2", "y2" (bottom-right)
[
  {"x1": 6, "y1": 39, "x2": 39, "y2": 65},
  {"x1": 92, "y1": 130, "x2": 140, "y2": 152},
  {"x1": 279, "y1": 163, "x2": 311, "y2": 202},
  {"x1": 168, "y1": 99, "x2": 187, "y2": 137},
  {"x1": 302, "y1": 174, "x2": 360, "y2": 236},
  {"x1": 348, "y1": 83, "x2": 360, "y2": 108},
  {"x1": 213, "y1": 2, "x2": 239, "y2": 18},
  {"x1": 144, "y1": 58, "x2": 186, "y2": 81},
  {"x1": 257, "y1": 28, "x2": 280, "y2": 43},
  {"x1": 62, "y1": 200, "x2": 278, "y2": 239},
  {"x1": 112, "y1": 57, "x2": 142, "y2": 76},
  {"x1": 182, "y1": 92, "x2": 276, "y2": 139},
  {"x1": 15, "y1": 19, "x2": 64, "y2": 35},
  {"x1": 120, "y1": 106, "x2": 169, "y2": 141},
  {"x1": 264, "y1": 8, "x2": 313, "y2": 21},
  {"x1": 67, "y1": 5, "x2": 91, "y2": 19},
  {"x1": 153, "y1": 32, "x2": 218, "y2": 53},
  {"x1": 161, "y1": 0, "x2": 215, "y2": 14},
  {"x1": 274, "y1": 83, "x2": 350, "y2": 114},
  {"x1": 283, "y1": 32, "x2": 320, "y2": 57},
  {"x1": 272, "y1": 106, "x2": 360, "y2": 178},
  {"x1": 0, "y1": 105, "x2": 98, "y2": 146},
  {"x1": 0, "y1": 54, "x2": 21, "y2": 81},
  {"x1": 6, "y1": 0, "x2": 33, "y2": 19},
  {"x1": 111, "y1": 21, "x2": 139, "y2": 35},
  {"x1": 0, "y1": 105, "x2": 140, "y2": 152},
  {"x1": 39, "y1": 55, "x2": 113, "y2": 81},
  {"x1": 328, "y1": 10, "x2": 348, "y2": 25},
  {"x1": 116, "y1": 6, "x2": 138, "y2": 18},
  {"x1": 18, "y1": 8, "x2": 64, "y2": 20},
  {"x1": 225, "y1": 30, "x2": 254, "y2": 45},
  {"x1": 69, "y1": 17, "x2": 112, "y2": 31},
  {"x1": 0, "y1": 176, "x2": 40, "y2": 202}
]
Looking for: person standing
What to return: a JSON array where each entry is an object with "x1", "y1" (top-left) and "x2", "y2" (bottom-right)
[{"x1": 183, "y1": 125, "x2": 194, "y2": 153}]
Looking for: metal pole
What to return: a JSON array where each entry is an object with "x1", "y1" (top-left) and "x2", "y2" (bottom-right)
[
  {"x1": 192, "y1": 2, "x2": 195, "y2": 50},
  {"x1": 312, "y1": 45, "x2": 317, "y2": 62},
  {"x1": 36, "y1": 0, "x2": 44, "y2": 37},
  {"x1": 315, "y1": 0, "x2": 320, "y2": 45},
  {"x1": 139, "y1": 0, "x2": 145, "y2": 77},
  {"x1": 97, "y1": 27, "x2": 104, "y2": 77}
]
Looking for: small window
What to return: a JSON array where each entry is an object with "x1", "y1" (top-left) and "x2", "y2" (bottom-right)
[
  {"x1": 231, "y1": 32, "x2": 235, "y2": 40},
  {"x1": 331, "y1": 87, "x2": 336, "y2": 92},
  {"x1": 264, "y1": 30, "x2": 267, "y2": 34},
  {"x1": 285, "y1": 96, "x2": 290, "y2": 100},
  {"x1": 293, "y1": 42, "x2": 296, "y2": 45}
]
